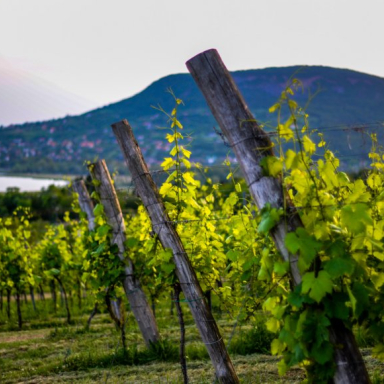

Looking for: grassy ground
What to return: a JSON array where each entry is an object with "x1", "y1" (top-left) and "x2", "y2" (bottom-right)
[{"x1": 1, "y1": 297, "x2": 384, "y2": 383}]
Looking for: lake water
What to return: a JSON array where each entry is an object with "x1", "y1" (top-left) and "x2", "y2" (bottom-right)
[{"x1": 0, "y1": 176, "x2": 68, "y2": 192}]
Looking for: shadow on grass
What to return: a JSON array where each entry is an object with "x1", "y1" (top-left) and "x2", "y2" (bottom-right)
[
  {"x1": 52, "y1": 323, "x2": 274, "y2": 375},
  {"x1": 56, "y1": 339, "x2": 179, "y2": 373}
]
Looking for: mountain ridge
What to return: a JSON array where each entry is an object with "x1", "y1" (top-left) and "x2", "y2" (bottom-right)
[{"x1": 1, "y1": 65, "x2": 384, "y2": 175}]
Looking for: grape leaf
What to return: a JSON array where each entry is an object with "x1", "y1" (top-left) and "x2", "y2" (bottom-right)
[
  {"x1": 312, "y1": 341, "x2": 333, "y2": 364},
  {"x1": 93, "y1": 204, "x2": 104, "y2": 217},
  {"x1": 324, "y1": 256, "x2": 355, "y2": 278},
  {"x1": 258, "y1": 205, "x2": 282, "y2": 234},
  {"x1": 285, "y1": 228, "x2": 322, "y2": 270},
  {"x1": 301, "y1": 271, "x2": 333, "y2": 303},
  {"x1": 340, "y1": 203, "x2": 372, "y2": 235}
]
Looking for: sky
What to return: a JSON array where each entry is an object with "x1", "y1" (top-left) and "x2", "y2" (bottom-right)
[{"x1": 0, "y1": 0, "x2": 384, "y2": 125}]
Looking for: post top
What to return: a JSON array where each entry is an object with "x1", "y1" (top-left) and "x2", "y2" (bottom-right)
[{"x1": 185, "y1": 48, "x2": 219, "y2": 66}]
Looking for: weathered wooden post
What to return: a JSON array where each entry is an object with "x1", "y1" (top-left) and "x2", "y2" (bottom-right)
[
  {"x1": 112, "y1": 120, "x2": 239, "y2": 384},
  {"x1": 72, "y1": 179, "x2": 123, "y2": 328},
  {"x1": 88, "y1": 160, "x2": 160, "y2": 348},
  {"x1": 72, "y1": 180, "x2": 96, "y2": 231},
  {"x1": 186, "y1": 48, "x2": 370, "y2": 384}
]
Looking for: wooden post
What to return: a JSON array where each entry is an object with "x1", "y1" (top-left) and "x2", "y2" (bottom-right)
[
  {"x1": 173, "y1": 282, "x2": 188, "y2": 384},
  {"x1": 112, "y1": 120, "x2": 239, "y2": 384},
  {"x1": 29, "y1": 286, "x2": 36, "y2": 312},
  {"x1": 88, "y1": 160, "x2": 160, "y2": 348},
  {"x1": 186, "y1": 48, "x2": 370, "y2": 384},
  {"x1": 72, "y1": 180, "x2": 96, "y2": 231},
  {"x1": 16, "y1": 289, "x2": 22, "y2": 330},
  {"x1": 73, "y1": 179, "x2": 124, "y2": 330},
  {"x1": 73, "y1": 179, "x2": 98, "y2": 327},
  {"x1": 6, "y1": 289, "x2": 11, "y2": 319}
]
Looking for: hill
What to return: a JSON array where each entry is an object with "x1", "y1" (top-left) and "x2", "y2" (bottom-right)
[{"x1": 1, "y1": 65, "x2": 384, "y2": 175}]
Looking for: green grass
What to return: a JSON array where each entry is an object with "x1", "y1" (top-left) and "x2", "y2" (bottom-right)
[{"x1": 0, "y1": 296, "x2": 384, "y2": 383}]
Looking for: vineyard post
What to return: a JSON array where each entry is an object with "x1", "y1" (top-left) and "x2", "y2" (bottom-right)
[
  {"x1": 72, "y1": 180, "x2": 96, "y2": 231},
  {"x1": 29, "y1": 286, "x2": 36, "y2": 312},
  {"x1": 73, "y1": 180, "x2": 97, "y2": 325},
  {"x1": 6, "y1": 289, "x2": 10, "y2": 319},
  {"x1": 186, "y1": 48, "x2": 370, "y2": 384},
  {"x1": 88, "y1": 160, "x2": 160, "y2": 348},
  {"x1": 72, "y1": 179, "x2": 123, "y2": 327},
  {"x1": 111, "y1": 119, "x2": 239, "y2": 384}
]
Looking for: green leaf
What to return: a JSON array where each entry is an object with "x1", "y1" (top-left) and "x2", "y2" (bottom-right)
[
  {"x1": 274, "y1": 261, "x2": 289, "y2": 275},
  {"x1": 311, "y1": 341, "x2": 333, "y2": 364},
  {"x1": 125, "y1": 237, "x2": 139, "y2": 248},
  {"x1": 261, "y1": 156, "x2": 283, "y2": 177},
  {"x1": 97, "y1": 224, "x2": 110, "y2": 237},
  {"x1": 324, "y1": 256, "x2": 355, "y2": 278},
  {"x1": 285, "y1": 149, "x2": 298, "y2": 170},
  {"x1": 258, "y1": 204, "x2": 282, "y2": 234},
  {"x1": 287, "y1": 290, "x2": 305, "y2": 309},
  {"x1": 160, "y1": 182, "x2": 174, "y2": 197},
  {"x1": 271, "y1": 338, "x2": 285, "y2": 355},
  {"x1": 226, "y1": 250, "x2": 240, "y2": 262},
  {"x1": 278, "y1": 123, "x2": 294, "y2": 141},
  {"x1": 159, "y1": 249, "x2": 173, "y2": 263},
  {"x1": 161, "y1": 157, "x2": 175, "y2": 170},
  {"x1": 181, "y1": 158, "x2": 191, "y2": 169},
  {"x1": 371, "y1": 272, "x2": 384, "y2": 289},
  {"x1": 323, "y1": 293, "x2": 349, "y2": 320},
  {"x1": 242, "y1": 257, "x2": 255, "y2": 272},
  {"x1": 285, "y1": 228, "x2": 322, "y2": 271},
  {"x1": 170, "y1": 146, "x2": 178, "y2": 156},
  {"x1": 181, "y1": 147, "x2": 191, "y2": 158},
  {"x1": 347, "y1": 286, "x2": 357, "y2": 316},
  {"x1": 277, "y1": 359, "x2": 288, "y2": 375},
  {"x1": 351, "y1": 282, "x2": 369, "y2": 318},
  {"x1": 92, "y1": 243, "x2": 106, "y2": 256},
  {"x1": 266, "y1": 318, "x2": 280, "y2": 333},
  {"x1": 302, "y1": 135, "x2": 316, "y2": 154},
  {"x1": 269, "y1": 103, "x2": 280, "y2": 113},
  {"x1": 285, "y1": 233, "x2": 300, "y2": 254},
  {"x1": 161, "y1": 263, "x2": 175, "y2": 274},
  {"x1": 93, "y1": 204, "x2": 104, "y2": 217},
  {"x1": 227, "y1": 192, "x2": 238, "y2": 206},
  {"x1": 301, "y1": 271, "x2": 333, "y2": 303},
  {"x1": 340, "y1": 203, "x2": 372, "y2": 235}
]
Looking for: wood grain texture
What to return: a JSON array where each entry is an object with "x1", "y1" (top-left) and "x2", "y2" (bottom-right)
[
  {"x1": 88, "y1": 160, "x2": 160, "y2": 348},
  {"x1": 112, "y1": 120, "x2": 239, "y2": 384},
  {"x1": 186, "y1": 48, "x2": 370, "y2": 384},
  {"x1": 72, "y1": 180, "x2": 95, "y2": 231}
]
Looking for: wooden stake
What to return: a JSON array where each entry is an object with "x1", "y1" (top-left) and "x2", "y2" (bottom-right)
[
  {"x1": 72, "y1": 180, "x2": 96, "y2": 231},
  {"x1": 186, "y1": 48, "x2": 370, "y2": 384},
  {"x1": 173, "y1": 282, "x2": 188, "y2": 384},
  {"x1": 88, "y1": 160, "x2": 160, "y2": 348},
  {"x1": 73, "y1": 179, "x2": 125, "y2": 330},
  {"x1": 112, "y1": 120, "x2": 239, "y2": 384}
]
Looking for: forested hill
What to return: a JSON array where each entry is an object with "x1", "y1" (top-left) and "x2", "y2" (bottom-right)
[{"x1": 1, "y1": 65, "x2": 384, "y2": 175}]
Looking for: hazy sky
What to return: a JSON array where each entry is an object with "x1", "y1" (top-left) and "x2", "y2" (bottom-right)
[{"x1": 1, "y1": 0, "x2": 384, "y2": 122}]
